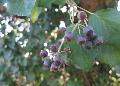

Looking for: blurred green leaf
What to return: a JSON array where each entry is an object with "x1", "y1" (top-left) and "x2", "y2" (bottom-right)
[
  {"x1": 7, "y1": 0, "x2": 35, "y2": 16},
  {"x1": 0, "y1": 73, "x2": 3, "y2": 80},
  {"x1": 0, "y1": 39, "x2": 4, "y2": 52},
  {"x1": 30, "y1": 7, "x2": 41, "y2": 23},
  {"x1": 66, "y1": 80, "x2": 83, "y2": 86},
  {"x1": 0, "y1": 0, "x2": 6, "y2": 4},
  {"x1": 0, "y1": 39, "x2": 4, "y2": 48},
  {"x1": 11, "y1": 65, "x2": 19, "y2": 74},
  {"x1": 4, "y1": 49, "x2": 13, "y2": 61},
  {"x1": 47, "y1": 79, "x2": 59, "y2": 86},
  {"x1": 65, "y1": 24, "x2": 93, "y2": 71},
  {"x1": 0, "y1": 64, "x2": 8, "y2": 74},
  {"x1": 30, "y1": 0, "x2": 41, "y2": 23},
  {"x1": 21, "y1": 58, "x2": 28, "y2": 67}
]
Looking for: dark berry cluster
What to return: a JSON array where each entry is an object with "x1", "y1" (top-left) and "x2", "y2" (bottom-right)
[
  {"x1": 42, "y1": 55, "x2": 62, "y2": 72},
  {"x1": 58, "y1": 26, "x2": 103, "y2": 50},
  {"x1": 62, "y1": 26, "x2": 103, "y2": 49},
  {"x1": 39, "y1": 45, "x2": 65, "y2": 72},
  {"x1": 77, "y1": 26, "x2": 103, "y2": 49},
  {"x1": 39, "y1": 10, "x2": 104, "y2": 72}
]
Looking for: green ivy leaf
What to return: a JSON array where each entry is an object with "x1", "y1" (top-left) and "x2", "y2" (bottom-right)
[
  {"x1": 88, "y1": 8, "x2": 120, "y2": 66},
  {"x1": 67, "y1": 41, "x2": 93, "y2": 71}
]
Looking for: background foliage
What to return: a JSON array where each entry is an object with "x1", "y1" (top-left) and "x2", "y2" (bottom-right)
[{"x1": 0, "y1": 0, "x2": 120, "y2": 86}]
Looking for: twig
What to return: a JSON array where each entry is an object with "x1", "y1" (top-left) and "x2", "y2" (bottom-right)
[{"x1": 82, "y1": 71, "x2": 90, "y2": 86}]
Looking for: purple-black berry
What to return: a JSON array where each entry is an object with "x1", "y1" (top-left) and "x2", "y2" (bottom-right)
[
  {"x1": 50, "y1": 45, "x2": 58, "y2": 52},
  {"x1": 40, "y1": 50, "x2": 48, "y2": 58},
  {"x1": 53, "y1": 55, "x2": 61, "y2": 66},
  {"x1": 77, "y1": 35, "x2": 86, "y2": 44},
  {"x1": 94, "y1": 36, "x2": 103, "y2": 45},
  {"x1": 83, "y1": 26, "x2": 94, "y2": 37},
  {"x1": 64, "y1": 32, "x2": 73, "y2": 42},
  {"x1": 50, "y1": 62, "x2": 59, "y2": 72},
  {"x1": 43, "y1": 59, "x2": 51, "y2": 67},
  {"x1": 89, "y1": 32, "x2": 97, "y2": 41},
  {"x1": 77, "y1": 11, "x2": 87, "y2": 21}
]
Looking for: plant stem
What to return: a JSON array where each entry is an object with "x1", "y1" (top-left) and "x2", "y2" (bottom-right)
[
  {"x1": 72, "y1": 23, "x2": 79, "y2": 32},
  {"x1": 84, "y1": 19, "x2": 88, "y2": 26},
  {"x1": 57, "y1": 38, "x2": 65, "y2": 53},
  {"x1": 57, "y1": 23, "x2": 78, "y2": 53},
  {"x1": 66, "y1": 0, "x2": 96, "y2": 15},
  {"x1": 82, "y1": 71, "x2": 90, "y2": 86},
  {"x1": 79, "y1": 24, "x2": 85, "y2": 28},
  {"x1": 76, "y1": 6, "x2": 94, "y2": 15}
]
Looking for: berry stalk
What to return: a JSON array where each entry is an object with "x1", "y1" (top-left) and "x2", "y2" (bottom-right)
[
  {"x1": 57, "y1": 38, "x2": 65, "y2": 53},
  {"x1": 57, "y1": 22, "x2": 80, "y2": 54}
]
